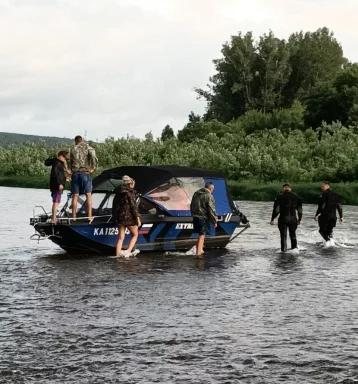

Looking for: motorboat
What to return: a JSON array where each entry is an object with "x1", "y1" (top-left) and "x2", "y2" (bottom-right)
[{"x1": 30, "y1": 165, "x2": 250, "y2": 254}]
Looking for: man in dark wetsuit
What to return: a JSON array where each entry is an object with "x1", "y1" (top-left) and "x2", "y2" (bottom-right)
[
  {"x1": 314, "y1": 181, "x2": 343, "y2": 242},
  {"x1": 270, "y1": 184, "x2": 303, "y2": 252}
]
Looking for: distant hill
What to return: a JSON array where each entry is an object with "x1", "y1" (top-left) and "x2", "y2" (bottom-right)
[{"x1": 0, "y1": 132, "x2": 73, "y2": 147}]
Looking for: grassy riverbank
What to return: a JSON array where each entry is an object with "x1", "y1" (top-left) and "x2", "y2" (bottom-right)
[
  {"x1": 0, "y1": 175, "x2": 48, "y2": 189},
  {"x1": 227, "y1": 181, "x2": 358, "y2": 205},
  {"x1": 1, "y1": 176, "x2": 358, "y2": 205}
]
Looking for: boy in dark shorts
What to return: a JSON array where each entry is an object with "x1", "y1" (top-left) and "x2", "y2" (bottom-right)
[
  {"x1": 45, "y1": 150, "x2": 70, "y2": 223},
  {"x1": 190, "y1": 182, "x2": 217, "y2": 257}
]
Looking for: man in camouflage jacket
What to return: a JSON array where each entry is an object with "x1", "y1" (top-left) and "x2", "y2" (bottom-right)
[
  {"x1": 190, "y1": 182, "x2": 217, "y2": 257},
  {"x1": 70, "y1": 135, "x2": 98, "y2": 220}
]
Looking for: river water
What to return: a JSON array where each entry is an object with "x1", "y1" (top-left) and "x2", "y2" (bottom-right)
[{"x1": 1, "y1": 186, "x2": 358, "y2": 384}]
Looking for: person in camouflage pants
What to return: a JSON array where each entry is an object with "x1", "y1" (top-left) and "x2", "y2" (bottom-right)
[{"x1": 70, "y1": 135, "x2": 98, "y2": 221}]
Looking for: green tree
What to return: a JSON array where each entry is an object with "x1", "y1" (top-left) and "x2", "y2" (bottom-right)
[
  {"x1": 303, "y1": 83, "x2": 340, "y2": 128},
  {"x1": 237, "y1": 101, "x2": 305, "y2": 135},
  {"x1": 161, "y1": 125, "x2": 175, "y2": 141},
  {"x1": 177, "y1": 112, "x2": 202, "y2": 142},
  {"x1": 144, "y1": 132, "x2": 154, "y2": 141},
  {"x1": 303, "y1": 63, "x2": 358, "y2": 127},
  {"x1": 254, "y1": 31, "x2": 291, "y2": 113},
  {"x1": 334, "y1": 63, "x2": 358, "y2": 125},
  {"x1": 196, "y1": 31, "x2": 291, "y2": 122},
  {"x1": 177, "y1": 119, "x2": 228, "y2": 142},
  {"x1": 271, "y1": 100, "x2": 306, "y2": 132},
  {"x1": 196, "y1": 27, "x2": 346, "y2": 123},
  {"x1": 196, "y1": 32, "x2": 255, "y2": 122},
  {"x1": 348, "y1": 104, "x2": 358, "y2": 126},
  {"x1": 283, "y1": 27, "x2": 346, "y2": 104}
]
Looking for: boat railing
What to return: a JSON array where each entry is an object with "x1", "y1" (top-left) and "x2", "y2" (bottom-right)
[
  {"x1": 33, "y1": 205, "x2": 49, "y2": 219},
  {"x1": 53, "y1": 215, "x2": 113, "y2": 224},
  {"x1": 32, "y1": 204, "x2": 113, "y2": 224},
  {"x1": 31, "y1": 205, "x2": 248, "y2": 226}
]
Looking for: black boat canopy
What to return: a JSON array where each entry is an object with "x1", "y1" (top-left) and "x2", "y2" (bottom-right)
[
  {"x1": 93, "y1": 165, "x2": 225, "y2": 194},
  {"x1": 92, "y1": 165, "x2": 235, "y2": 216}
]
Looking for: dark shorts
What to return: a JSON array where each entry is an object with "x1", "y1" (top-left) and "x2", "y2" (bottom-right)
[
  {"x1": 51, "y1": 191, "x2": 62, "y2": 203},
  {"x1": 71, "y1": 171, "x2": 92, "y2": 195},
  {"x1": 193, "y1": 217, "x2": 211, "y2": 235}
]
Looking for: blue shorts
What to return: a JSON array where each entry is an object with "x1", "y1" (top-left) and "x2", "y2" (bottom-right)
[
  {"x1": 193, "y1": 217, "x2": 211, "y2": 235},
  {"x1": 51, "y1": 191, "x2": 62, "y2": 203},
  {"x1": 71, "y1": 172, "x2": 92, "y2": 195}
]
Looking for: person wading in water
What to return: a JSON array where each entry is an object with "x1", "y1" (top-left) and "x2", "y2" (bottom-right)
[
  {"x1": 112, "y1": 175, "x2": 141, "y2": 257},
  {"x1": 314, "y1": 181, "x2": 343, "y2": 245},
  {"x1": 190, "y1": 182, "x2": 217, "y2": 257},
  {"x1": 270, "y1": 183, "x2": 303, "y2": 253}
]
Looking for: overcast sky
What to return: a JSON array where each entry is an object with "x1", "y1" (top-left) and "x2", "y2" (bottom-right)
[{"x1": 0, "y1": 0, "x2": 357, "y2": 141}]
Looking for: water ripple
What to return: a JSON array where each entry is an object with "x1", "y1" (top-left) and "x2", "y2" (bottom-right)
[{"x1": 1, "y1": 188, "x2": 358, "y2": 383}]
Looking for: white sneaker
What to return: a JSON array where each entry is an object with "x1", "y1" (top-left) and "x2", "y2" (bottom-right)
[
  {"x1": 121, "y1": 250, "x2": 131, "y2": 258},
  {"x1": 290, "y1": 248, "x2": 300, "y2": 255},
  {"x1": 131, "y1": 249, "x2": 140, "y2": 256},
  {"x1": 323, "y1": 240, "x2": 332, "y2": 248},
  {"x1": 185, "y1": 246, "x2": 196, "y2": 256}
]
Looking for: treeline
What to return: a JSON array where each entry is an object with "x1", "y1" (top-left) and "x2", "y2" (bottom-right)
[
  {"x1": 0, "y1": 132, "x2": 72, "y2": 148},
  {"x1": 0, "y1": 122, "x2": 358, "y2": 183}
]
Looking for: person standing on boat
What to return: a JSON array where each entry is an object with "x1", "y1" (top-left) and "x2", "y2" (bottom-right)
[
  {"x1": 314, "y1": 181, "x2": 343, "y2": 244},
  {"x1": 190, "y1": 182, "x2": 217, "y2": 257},
  {"x1": 270, "y1": 184, "x2": 303, "y2": 252},
  {"x1": 44, "y1": 150, "x2": 70, "y2": 224},
  {"x1": 112, "y1": 176, "x2": 142, "y2": 257},
  {"x1": 70, "y1": 135, "x2": 98, "y2": 221}
]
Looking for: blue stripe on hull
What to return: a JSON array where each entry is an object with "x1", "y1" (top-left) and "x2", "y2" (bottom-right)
[{"x1": 70, "y1": 222, "x2": 238, "y2": 252}]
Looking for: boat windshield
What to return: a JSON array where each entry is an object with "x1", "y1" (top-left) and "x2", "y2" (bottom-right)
[
  {"x1": 93, "y1": 178, "x2": 123, "y2": 192},
  {"x1": 138, "y1": 197, "x2": 159, "y2": 215},
  {"x1": 146, "y1": 177, "x2": 205, "y2": 212}
]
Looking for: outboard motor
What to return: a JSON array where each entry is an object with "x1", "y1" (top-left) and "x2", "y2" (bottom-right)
[{"x1": 234, "y1": 202, "x2": 249, "y2": 225}]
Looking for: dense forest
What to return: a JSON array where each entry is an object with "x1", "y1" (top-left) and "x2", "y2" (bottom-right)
[{"x1": 1, "y1": 27, "x2": 358, "y2": 187}]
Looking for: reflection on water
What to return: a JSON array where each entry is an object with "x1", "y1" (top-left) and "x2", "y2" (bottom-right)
[
  {"x1": 273, "y1": 253, "x2": 302, "y2": 271},
  {"x1": 1, "y1": 187, "x2": 358, "y2": 383}
]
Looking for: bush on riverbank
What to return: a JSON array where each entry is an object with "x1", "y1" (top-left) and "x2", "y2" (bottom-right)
[
  {"x1": 2, "y1": 122, "x2": 358, "y2": 204},
  {"x1": 1, "y1": 122, "x2": 358, "y2": 183}
]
